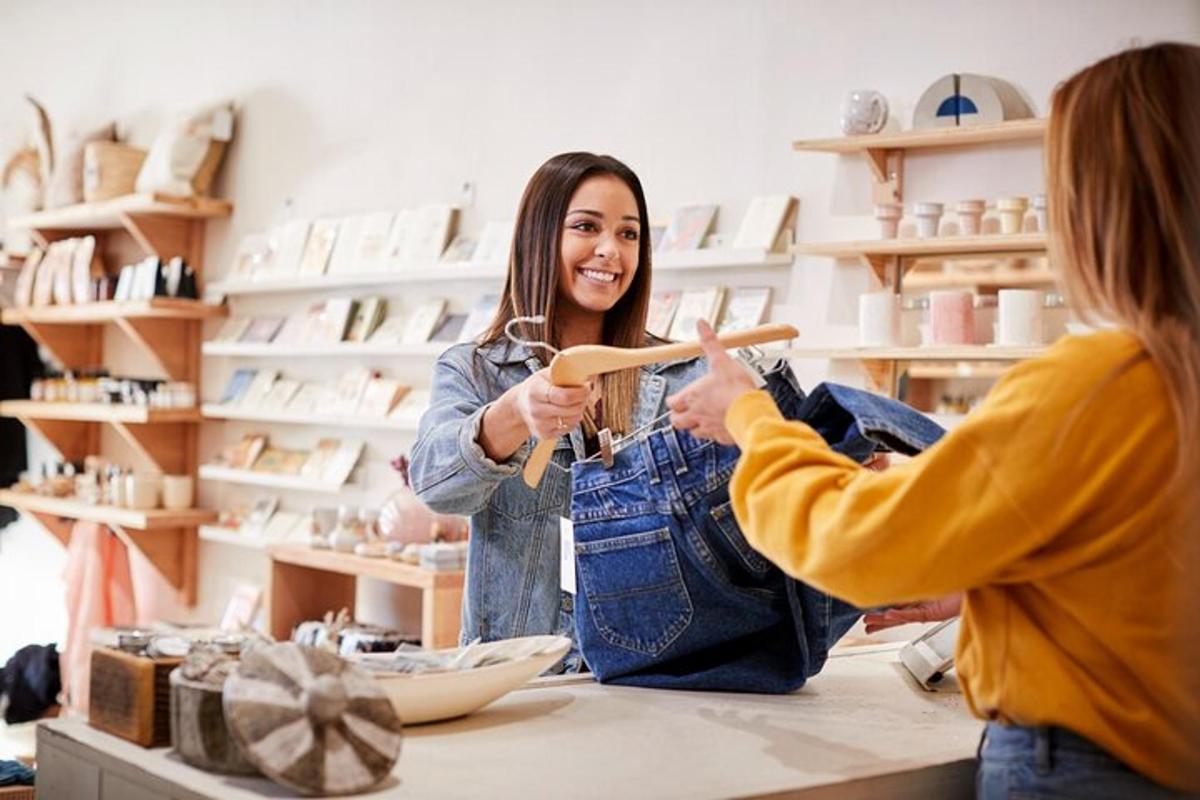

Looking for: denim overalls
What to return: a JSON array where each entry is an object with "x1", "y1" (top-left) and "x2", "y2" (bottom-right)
[{"x1": 569, "y1": 361, "x2": 946, "y2": 692}]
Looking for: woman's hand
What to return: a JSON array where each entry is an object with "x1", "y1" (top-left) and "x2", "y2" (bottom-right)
[
  {"x1": 666, "y1": 320, "x2": 757, "y2": 445},
  {"x1": 514, "y1": 368, "x2": 590, "y2": 441},
  {"x1": 863, "y1": 593, "x2": 963, "y2": 634}
]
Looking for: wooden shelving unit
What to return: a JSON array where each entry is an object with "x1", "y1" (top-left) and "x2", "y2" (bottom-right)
[
  {"x1": 793, "y1": 233, "x2": 1046, "y2": 283},
  {"x1": 202, "y1": 341, "x2": 446, "y2": 358},
  {"x1": 792, "y1": 118, "x2": 1046, "y2": 155},
  {"x1": 1, "y1": 194, "x2": 232, "y2": 605},
  {"x1": 266, "y1": 543, "x2": 464, "y2": 648},
  {"x1": 906, "y1": 363, "x2": 1012, "y2": 380},
  {"x1": 201, "y1": 403, "x2": 419, "y2": 431},
  {"x1": 197, "y1": 464, "x2": 351, "y2": 494},
  {"x1": 902, "y1": 267, "x2": 1056, "y2": 290}
]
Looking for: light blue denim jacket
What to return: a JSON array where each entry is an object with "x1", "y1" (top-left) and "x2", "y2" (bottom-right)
[{"x1": 409, "y1": 337, "x2": 707, "y2": 645}]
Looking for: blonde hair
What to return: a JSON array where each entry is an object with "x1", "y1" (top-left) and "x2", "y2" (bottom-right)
[{"x1": 1047, "y1": 43, "x2": 1200, "y2": 478}]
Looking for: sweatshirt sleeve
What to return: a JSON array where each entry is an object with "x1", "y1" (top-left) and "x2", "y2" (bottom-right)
[{"x1": 724, "y1": 380, "x2": 1063, "y2": 607}]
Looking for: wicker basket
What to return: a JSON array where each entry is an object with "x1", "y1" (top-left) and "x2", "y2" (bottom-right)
[
  {"x1": 83, "y1": 142, "x2": 147, "y2": 203},
  {"x1": 0, "y1": 786, "x2": 35, "y2": 800}
]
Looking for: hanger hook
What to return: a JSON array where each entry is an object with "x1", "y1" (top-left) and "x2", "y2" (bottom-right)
[{"x1": 504, "y1": 315, "x2": 560, "y2": 357}]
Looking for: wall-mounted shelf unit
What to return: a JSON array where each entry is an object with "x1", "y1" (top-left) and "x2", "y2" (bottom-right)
[
  {"x1": 197, "y1": 464, "x2": 351, "y2": 494},
  {"x1": 784, "y1": 344, "x2": 1046, "y2": 393},
  {"x1": 267, "y1": 544, "x2": 463, "y2": 649},
  {"x1": 0, "y1": 490, "x2": 216, "y2": 531},
  {"x1": 1, "y1": 299, "x2": 227, "y2": 325},
  {"x1": 902, "y1": 267, "x2": 1056, "y2": 290},
  {"x1": 793, "y1": 233, "x2": 1046, "y2": 283},
  {"x1": 0, "y1": 401, "x2": 201, "y2": 424},
  {"x1": 201, "y1": 404, "x2": 420, "y2": 431},
  {"x1": 8, "y1": 193, "x2": 232, "y2": 230}
]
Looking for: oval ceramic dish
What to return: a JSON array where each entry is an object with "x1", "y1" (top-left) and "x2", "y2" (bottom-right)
[{"x1": 355, "y1": 635, "x2": 572, "y2": 725}]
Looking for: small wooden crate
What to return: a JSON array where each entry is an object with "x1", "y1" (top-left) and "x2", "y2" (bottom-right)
[
  {"x1": 88, "y1": 647, "x2": 182, "y2": 747},
  {"x1": 0, "y1": 786, "x2": 35, "y2": 800},
  {"x1": 83, "y1": 142, "x2": 147, "y2": 203}
]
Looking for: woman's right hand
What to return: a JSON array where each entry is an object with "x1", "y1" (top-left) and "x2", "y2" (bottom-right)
[{"x1": 513, "y1": 368, "x2": 590, "y2": 441}]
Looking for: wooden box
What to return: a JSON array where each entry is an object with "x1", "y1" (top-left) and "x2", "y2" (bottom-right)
[
  {"x1": 87, "y1": 647, "x2": 182, "y2": 748},
  {"x1": 0, "y1": 786, "x2": 35, "y2": 800},
  {"x1": 82, "y1": 142, "x2": 147, "y2": 203}
]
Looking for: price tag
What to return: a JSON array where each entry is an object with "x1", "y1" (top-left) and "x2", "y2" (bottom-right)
[{"x1": 560, "y1": 517, "x2": 576, "y2": 595}]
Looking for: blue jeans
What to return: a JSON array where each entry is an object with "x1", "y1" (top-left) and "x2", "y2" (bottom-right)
[
  {"x1": 569, "y1": 364, "x2": 944, "y2": 692},
  {"x1": 977, "y1": 723, "x2": 1195, "y2": 799}
]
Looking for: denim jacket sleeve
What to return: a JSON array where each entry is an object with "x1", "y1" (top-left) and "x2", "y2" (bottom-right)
[{"x1": 409, "y1": 346, "x2": 531, "y2": 516}]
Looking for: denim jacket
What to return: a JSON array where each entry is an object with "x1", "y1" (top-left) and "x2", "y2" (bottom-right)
[{"x1": 409, "y1": 337, "x2": 707, "y2": 644}]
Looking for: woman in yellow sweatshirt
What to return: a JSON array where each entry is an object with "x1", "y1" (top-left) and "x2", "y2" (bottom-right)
[{"x1": 668, "y1": 43, "x2": 1200, "y2": 798}]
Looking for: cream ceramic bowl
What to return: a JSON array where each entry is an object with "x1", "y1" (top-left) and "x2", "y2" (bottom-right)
[{"x1": 355, "y1": 635, "x2": 572, "y2": 725}]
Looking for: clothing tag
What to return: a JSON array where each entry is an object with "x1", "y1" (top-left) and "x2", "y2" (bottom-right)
[
  {"x1": 598, "y1": 427, "x2": 614, "y2": 469},
  {"x1": 559, "y1": 517, "x2": 576, "y2": 595}
]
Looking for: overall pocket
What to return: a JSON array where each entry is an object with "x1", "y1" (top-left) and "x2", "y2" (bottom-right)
[{"x1": 576, "y1": 528, "x2": 693, "y2": 656}]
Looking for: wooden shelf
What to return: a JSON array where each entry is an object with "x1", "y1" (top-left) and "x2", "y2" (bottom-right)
[
  {"x1": 907, "y1": 363, "x2": 1012, "y2": 380},
  {"x1": 792, "y1": 118, "x2": 1046, "y2": 154},
  {"x1": 794, "y1": 233, "x2": 1046, "y2": 260},
  {"x1": 0, "y1": 489, "x2": 215, "y2": 531},
  {"x1": 202, "y1": 341, "x2": 446, "y2": 358},
  {"x1": 7, "y1": 193, "x2": 233, "y2": 230},
  {"x1": 0, "y1": 401, "x2": 201, "y2": 424},
  {"x1": 783, "y1": 345, "x2": 1046, "y2": 361},
  {"x1": 268, "y1": 543, "x2": 462, "y2": 591},
  {"x1": 903, "y1": 267, "x2": 1056, "y2": 290},
  {"x1": 197, "y1": 464, "x2": 349, "y2": 493},
  {"x1": 201, "y1": 403, "x2": 420, "y2": 431},
  {"x1": 1, "y1": 299, "x2": 227, "y2": 325}
]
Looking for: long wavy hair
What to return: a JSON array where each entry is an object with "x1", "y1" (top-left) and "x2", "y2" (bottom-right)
[
  {"x1": 478, "y1": 152, "x2": 653, "y2": 435},
  {"x1": 1048, "y1": 42, "x2": 1200, "y2": 480}
]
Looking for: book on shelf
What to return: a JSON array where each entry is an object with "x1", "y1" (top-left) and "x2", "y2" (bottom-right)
[
  {"x1": 646, "y1": 290, "x2": 682, "y2": 339},
  {"x1": 659, "y1": 205, "x2": 718, "y2": 252},
  {"x1": 320, "y1": 439, "x2": 364, "y2": 486},
  {"x1": 403, "y1": 298, "x2": 448, "y2": 343},
  {"x1": 325, "y1": 215, "x2": 364, "y2": 275},
  {"x1": 440, "y1": 234, "x2": 477, "y2": 264},
  {"x1": 218, "y1": 368, "x2": 257, "y2": 405},
  {"x1": 252, "y1": 447, "x2": 310, "y2": 476},
  {"x1": 214, "y1": 318, "x2": 252, "y2": 343},
  {"x1": 260, "y1": 378, "x2": 302, "y2": 411},
  {"x1": 330, "y1": 367, "x2": 377, "y2": 415},
  {"x1": 346, "y1": 296, "x2": 387, "y2": 342},
  {"x1": 430, "y1": 312, "x2": 468, "y2": 343},
  {"x1": 471, "y1": 221, "x2": 514, "y2": 265},
  {"x1": 669, "y1": 286, "x2": 727, "y2": 341},
  {"x1": 238, "y1": 370, "x2": 279, "y2": 409},
  {"x1": 220, "y1": 433, "x2": 268, "y2": 470},
  {"x1": 717, "y1": 286, "x2": 772, "y2": 333},
  {"x1": 459, "y1": 294, "x2": 500, "y2": 343},
  {"x1": 732, "y1": 195, "x2": 797, "y2": 251},
  {"x1": 238, "y1": 316, "x2": 285, "y2": 344},
  {"x1": 297, "y1": 218, "x2": 340, "y2": 276},
  {"x1": 285, "y1": 382, "x2": 332, "y2": 415},
  {"x1": 300, "y1": 438, "x2": 341, "y2": 480},
  {"x1": 381, "y1": 209, "x2": 413, "y2": 268},
  {"x1": 270, "y1": 220, "x2": 311, "y2": 277},
  {"x1": 230, "y1": 233, "x2": 272, "y2": 280},
  {"x1": 262, "y1": 510, "x2": 305, "y2": 542},
  {"x1": 389, "y1": 389, "x2": 430, "y2": 424},
  {"x1": 353, "y1": 211, "x2": 395, "y2": 273},
  {"x1": 365, "y1": 315, "x2": 406, "y2": 345},
  {"x1": 318, "y1": 297, "x2": 358, "y2": 343},
  {"x1": 272, "y1": 305, "x2": 319, "y2": 347},
  {"x1": 358, "y1": 378, "x2": 409, "y2": 417},
  {"x1": 242, "y1": 495, "x2": 279, "y2": 535},
  {"x1": 400, "y1": 204, "x2": 458, "y2": 265}
]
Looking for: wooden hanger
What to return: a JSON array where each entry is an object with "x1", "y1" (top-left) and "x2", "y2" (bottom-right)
[{"x1": 522, "y1": 322, "x2": 798, "y2": 487}]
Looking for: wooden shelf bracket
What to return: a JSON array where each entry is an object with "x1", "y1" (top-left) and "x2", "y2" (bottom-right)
[
  {"x1": 112, "y1": 524, "x2": 197, "y2": 606},
  {"x1": 866, "y1": 149, "x2": 903, "y2": 205},
  {"x1": 19, "y1": 418, "x2": 98, "y2": 462},
  {"x1": 114, "y1": 317, "x2": 199, "y2": 382},
  {"x1": 111, "y1": 421, "x2": 195, "y2": 475}
]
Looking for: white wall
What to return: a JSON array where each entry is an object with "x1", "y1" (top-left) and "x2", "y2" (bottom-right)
[{"x1": 1, "y1": 0, "x2": 1197, "y2": 656}]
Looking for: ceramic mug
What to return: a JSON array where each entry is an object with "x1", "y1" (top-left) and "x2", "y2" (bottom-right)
[
  {"x1": 125, "y1": 473, "x2": 161, "y2": 510},
  {"x1": 841, "y1": 90, "x2": 889, "y2": 135},
  {"x1": 161, "y1": 474, "x2": 194, "y2": 510},
  {"x1": 997, "y1": 289, "x2": 1043, "y2": 345},
  {"x1": 928, "y1": 290, "x2": 975, "y2": 345},
  {"x1": 858, "y1": 291, "x2": 901, "y2": 347}
]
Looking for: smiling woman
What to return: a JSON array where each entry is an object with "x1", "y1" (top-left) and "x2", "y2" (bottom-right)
[{"x1": 406, "y1": 152, "x2": 709, "y2": 664}]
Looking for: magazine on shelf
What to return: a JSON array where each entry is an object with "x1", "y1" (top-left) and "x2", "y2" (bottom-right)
[
  {"x1": 321, "y1": 439, "x2": 365, "y2": 486},
  {"x1": 646, "y1": 290, "x2": 682, "y2": 339},
  {"x1": 238, "y1": 316, "x2": 285, "y2": 344},
  {"x1": 285, "y1": 382, "x2": 332, "y2": 415},
  {"x1": 262, "y1": 511, "x2": 305, "y2": 542},
  {"x1": 470, "y1": 221, "x2": 514, "y2": 265},
  {"x1": 270, "y1": 220, "x2": 311, "y2": 277},
  {"x1": 388, "y1": 389, "x2": 431, "y2": 424},
  {"x1": 219, "y1": 582, "x2": 263, "y2": 631},
  {"x1": 353, "y1": 211, "x2": 395, "y2": 273},
  {"x1": 381, "y1": 210, "x2": 413, "y2": 269},
  {"x1": 273, "y1": 305, "x2": 319, "y2": 346},
  {"x1": 230, "y1": 233, "x2": 272, "y2": 280},
  {"x1": 659, "y1": 205, "x2": 718, "y2": 252},
  {"x1": 330, "y1": 367, "x2": 376, "y2": 415},
  {"x1": 400, "y1": 204, "x2": 458, "y2": 265},
  {"x1": 325, "y1": 215, "x2": 365, "y2": 275},
  {"x1": 214, "y1": 318, "x2": 252, "y2": 343},
  {"x1": 297, "y1": 218, "x2": 340, "y2": 276},
  {"x1": 346, "y1": 296, "x2": 387, "y2": 342},
  {"x1": 669, "y1": 286, "x2": 727, "y2": 341},
  {"x1": 252, "y1": 447, "x2": 309, "y2": 475},
  {"x1": 717, "y1": 287, "x2": 772, "y2": 333},
  {"x1": 440, "y1": 234, "x2": 477, "y2": 264},
  {"x1": 365, "y1": 315, "x2": 405, "y2": 345},
  {"x1": 318, "y1": 297, "x2": 358, "y2": 343},
  {"x1": 459, "y1": 294, "x2": 500, "y2": 343},
  {"x1": 430, "y1": 313, "x2": 468, "y2": 343},
  {"x1": 242, "y1": 496, "x2": 279, "y2": 535},
  {"x1": 403, "y1": 299, "x2": 448, "y2": 343},
  {"x1": 732, "y1": 196, "x2": 797, "y2": 251},
  {"x1": 218, "y1": 368, "x2": 257, "y2": 405},
  {"x1": 300, "y1": 438, "x2": 341, "y2": 480},
  {"x1": 358, "y1": 378, "x2": 409, "y2": 417},
  {"x1": 238, "y1": 370, "x2": 279, "y2": 409},
  {"x1": 220, "y1": 433, "x2": 268, "y2": 470},
  {"x1": 260, "y1": 379, "x2": 302, "y2": 411}
]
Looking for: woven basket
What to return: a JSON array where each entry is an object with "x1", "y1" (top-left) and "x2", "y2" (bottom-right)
[
  {"x1": 0, "y1": 786, "x2": 35, "y2": 800},
  {"x1": 83, "y1": 142, "x2": 146, "y2": 203}
]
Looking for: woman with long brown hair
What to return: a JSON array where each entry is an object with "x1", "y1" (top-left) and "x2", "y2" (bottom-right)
[
  {"x1": 410, "y1": 152, "x2": 705, "y2": 667},
  {"x1": 668, "y1": 44, "x2": 1200, "y2": 796}
]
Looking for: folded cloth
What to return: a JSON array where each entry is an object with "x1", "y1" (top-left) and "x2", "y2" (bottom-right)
[{"x1": 0, "y1": 759, "x2": 35, "y2": 787}]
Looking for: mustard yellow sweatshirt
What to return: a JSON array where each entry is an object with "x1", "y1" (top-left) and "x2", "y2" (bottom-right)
[{"x1": 726, "y1": 330, "x2": 1200, "y2": 792}]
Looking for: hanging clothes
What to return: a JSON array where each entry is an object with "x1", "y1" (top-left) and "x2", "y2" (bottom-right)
[
  {"x1": 61, "y1": 522, "x2": 136, "y2": 712},
  {"x1": 570, "y1": 361, "x2": 945, "y2": 692}
]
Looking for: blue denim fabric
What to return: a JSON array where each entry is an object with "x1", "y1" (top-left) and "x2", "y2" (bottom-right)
[
  {"x1": 409, "y1": 338, "x2": 708, "y2": 650},
  {"x1": 570, "y1": 364, "x2": 946, "y2": 692},
  {"x1": 977, "y1": 723, "x2": 1194, "y2": 799}
]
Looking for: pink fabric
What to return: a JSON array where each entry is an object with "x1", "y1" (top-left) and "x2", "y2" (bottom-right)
[{"x1": 61, "y1": 522, "x2": 136, "y2": 713}]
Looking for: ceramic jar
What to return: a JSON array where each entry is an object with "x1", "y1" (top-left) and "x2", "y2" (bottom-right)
[{"x1": 913, "y1": 202, "x2": 944, "y2": 238}]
